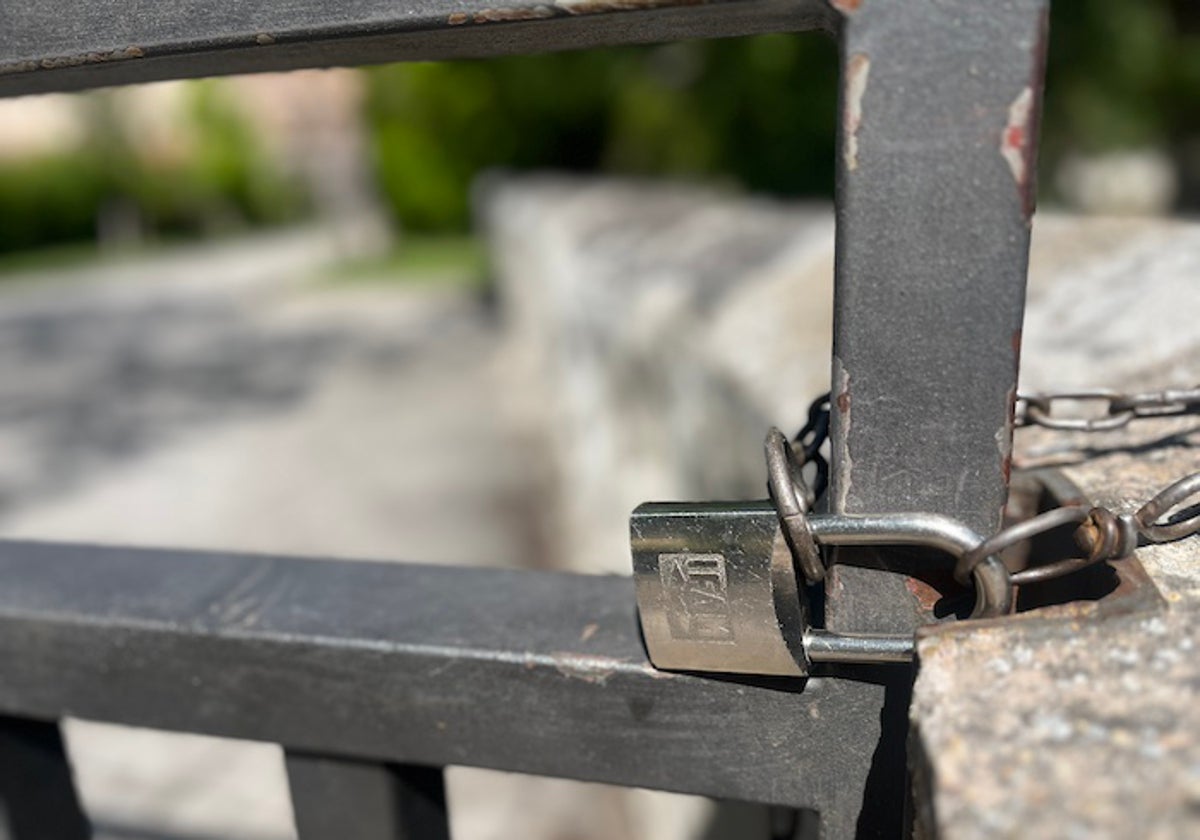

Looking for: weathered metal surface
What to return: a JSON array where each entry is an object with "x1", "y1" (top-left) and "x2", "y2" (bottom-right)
[
  {"x1": 826, "y1": 0, "x2": 1050, "y2": 634},
  {"x1": 0, "y1": 716, "x2": 90, "y2": 840},
  {"x1": 287, "y1": 754, "x2": 450, "y2": 840},
  {"x1": 0, "y1": 539, "x2": 899, "y2": 838},
  {"x1": 0, "y1": 0, "x2": 833, "y2": 97}
]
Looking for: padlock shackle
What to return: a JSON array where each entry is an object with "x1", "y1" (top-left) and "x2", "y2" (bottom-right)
[{"x1": 806, "y1": 512, "x2": 1013, "y2": 618}]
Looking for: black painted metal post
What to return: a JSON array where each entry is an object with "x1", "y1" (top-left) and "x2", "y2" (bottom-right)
[
  {"x1": 0, "y1": 716, "x2": 90, "y2": 840},
  {"x1": 286, "y1": 752, "x2": 450, "y2": 840},
  {"x1": 827, "y1": 0, "x2": 1048, "y2": 632}
]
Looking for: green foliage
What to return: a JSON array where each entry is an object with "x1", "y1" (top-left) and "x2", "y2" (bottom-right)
[
  {"x1": 1042, "y1": 0, "x2": 1200, "y2": 159},
  {"x1": 4, "y1": 1, "x2": 1198, "y2": 254},
  {"x1": 364, "y1": 34, "x2": 839, "y2": 232},
  {"x1": 365, "y1": 1, "x2": 1200, "y2": 231},
  {"x1": 0, "y1": 155, "x2": 109, "y2": 254},
  {"x1": 0, "y1": 81, "x2": 306, "y2": 256}
]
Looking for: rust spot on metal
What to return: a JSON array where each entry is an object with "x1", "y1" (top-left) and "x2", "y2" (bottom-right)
[
  {"x1": 836, "y1": 391, "x2": 850, "y2": 414},
  {"x1": 1001, "y1": 85, "x2": 1042, "y2": 220},
  {"x1": 843, "y1": 53, "x2": 870, "y2": 172},
  {"x1": 447, "y1": 12, "x2": 470, "y2": 24},
  {"x1": 1000, "y1": 87, "x2": 1032, "y2": 186},
  {"x1": 831, "y1": 0, "x2": 862, "y2": 13},
  {"x1": 905, "y1": 576, "x2": 943, "y2": 613}
]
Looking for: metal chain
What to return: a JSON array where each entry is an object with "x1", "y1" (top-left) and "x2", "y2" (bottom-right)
[
  {"x1": 771, "y1": 389, "x2": 1200, "y2": 614},
  {"x1": 1016, "y1": 385, "x2": 1200, "y2": 432}
]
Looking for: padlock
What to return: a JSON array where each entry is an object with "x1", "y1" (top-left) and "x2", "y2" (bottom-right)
[
  {"x1": 631, "y1": 501, "x2": 810, "y2": 676},
  {"x1": 631, "y1": 500, "x2": 1012, "y2": 675}
]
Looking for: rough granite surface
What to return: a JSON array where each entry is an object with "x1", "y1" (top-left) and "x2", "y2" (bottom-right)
[{"x1": 913, "y1": 215, "x2": 1200, "y2": 839}]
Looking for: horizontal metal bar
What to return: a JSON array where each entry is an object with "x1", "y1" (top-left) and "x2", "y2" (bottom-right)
[
  {"x1": 0, "y1": 539, "x2": 891, "y2": 833},
  {"x1": 0, "y1": 0, "x2": 833, "y2": 97}
]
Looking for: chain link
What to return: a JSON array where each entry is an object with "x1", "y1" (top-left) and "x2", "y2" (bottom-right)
[
  {"x1": 1016, "y1": 385, "x2": 1200, "y2": 432},
  {"x1": 773, "y1": 388, "x2": 1200, "y2": 616}
]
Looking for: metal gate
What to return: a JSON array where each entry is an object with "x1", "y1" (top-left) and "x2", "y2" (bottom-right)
[{"x1": 0, "y1": 2, "x2": 1050, "y2": 837}]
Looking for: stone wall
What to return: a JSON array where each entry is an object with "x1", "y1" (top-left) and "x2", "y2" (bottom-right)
[
  {"x1": 482, "y1": 174, "x2": 1200, "y2": 837},
  {"x1": 484, "y1": 176, "x2": 836, "y2": 574}
]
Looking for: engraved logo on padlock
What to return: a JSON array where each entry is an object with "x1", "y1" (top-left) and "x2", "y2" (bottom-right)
[{"x1": 659, "y1": 553, "x2": 735, "y2": 643}]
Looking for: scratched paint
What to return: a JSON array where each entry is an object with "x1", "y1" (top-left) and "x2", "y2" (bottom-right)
[
  {"x1": 555, "y1": 0, "x2": 705, "y2": 13},
  {"x1": 1001, "y1": 86, "x2": 1034, "y2": 195},
  {"x1": 472, "y1": 6, "x2": 556, "y2": 23},
  {"x1": 448, "y1": 0, "x2": 703, "y2": 23},
  {"x1": 1, "y1": 45, "x2": 144, "y2": 74},
  {"x1": 832, "y1": 357, "x2": 853, "y2": 512},
  {"x1": 997, "y1": 327, "x2": 1023, "y2": 490},
  {"x1": 843, "y1": 53, "x2": 870, "y2": 172},
  {"x1": 549, "y1": 652, "x2": 623, "y2": 684}
]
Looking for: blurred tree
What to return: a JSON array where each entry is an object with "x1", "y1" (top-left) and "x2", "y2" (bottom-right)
[
  {"x1": 1041, "y1": 0, "x2": 1200, "y2": 203},
  {"x1": 3, "y1": 1, "x2": 1199, "y2": 255},
  {"x1": 0, "y1": 80, "x2": 305, "y2": 256},
  {"x1": 366, "y1": 0, "x2": 1200, "y2": 231},
  {"x1": 364, "y1": 34, "x2": 838, "y2": 232}
]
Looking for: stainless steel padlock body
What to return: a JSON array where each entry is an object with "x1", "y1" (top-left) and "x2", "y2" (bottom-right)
[{"x1": 631, "y1": 501, "x2": 810, "y2": 677}]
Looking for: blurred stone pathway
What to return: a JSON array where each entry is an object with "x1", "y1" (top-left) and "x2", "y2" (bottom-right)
[{"x1": 0, "y1": 229, "x2": 590, "y2": 840}]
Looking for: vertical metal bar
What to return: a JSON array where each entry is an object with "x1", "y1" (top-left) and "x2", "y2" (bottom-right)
[
  {"x1": 286, "y1": 752, "x2": 450, "y2": 840},
  {"x1": 0, "y1": 715, "x2": 90, "y2": 840},
  {"x1": 827, "y1": 0, "x2": 1049, "y2": 633}
]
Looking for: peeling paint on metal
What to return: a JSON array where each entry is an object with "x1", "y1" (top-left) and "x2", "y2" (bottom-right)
[
  {"x1": 550, "y1": 652, "x2": 625, "y2": 684},
  {"x1": 997, "y1": 386, "x2": 1016, "y2": 487},
  {"x1": 1, "y1": 45, "x2": 145, "y2": 74},
  {"x1": 997, "y1": 328, "x2": 1022, "y2": 488},
  {"x1": 832, "y1": 357, "x2": 853, "y2": 512},
  {"x1": 0, "y1": 60, "x2": 39, "y2": 75},
  {"x1": 555, "y1": 0, "x2": 704, "y2": 14},
  {"x1": 1001, "y1": 86, "x2": 1034, "y2": 201},
  {"x1": 255, "y1": 34, "x2": 275, "y2": 45},
  {"x1": 470, "y1": 6, "x2": 556, "y2": 23},
  {"x1": 447, "y1": 0, "x2": 702, "y2": 23},
  {"x1": 843, "y1": 53, "x2": 870, "y2": 172},
  {"x1": 904, "y1": 576, "x2": 943, "y2": 613}
]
